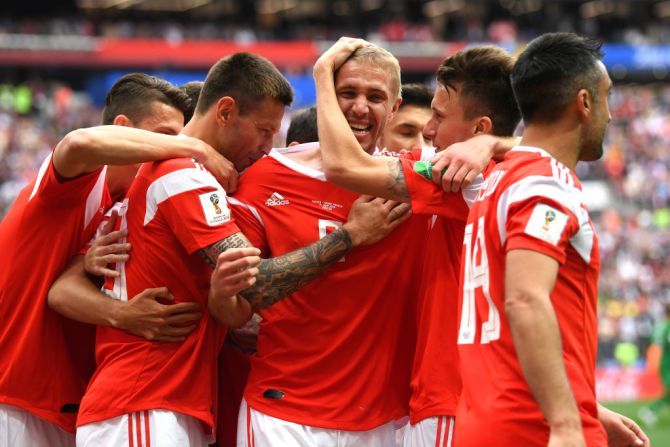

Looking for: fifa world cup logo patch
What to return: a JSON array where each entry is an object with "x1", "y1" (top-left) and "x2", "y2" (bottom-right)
[
  {"x1": 542, "y1": 209, "x2": 556, "y2": 231},
  {"x1": 542, "y1": 210, "x2": 556, "y2": 231},
  {"x1": 210, "y1": 193, "x2": 222, "y2": 214}
]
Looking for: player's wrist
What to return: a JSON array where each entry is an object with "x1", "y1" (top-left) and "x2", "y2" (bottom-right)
[{"x1": 340, "y1": 223, "x2": 361, "y2": 247}]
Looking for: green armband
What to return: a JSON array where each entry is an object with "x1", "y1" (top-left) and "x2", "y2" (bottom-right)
[{"x1": 413, "y1": 161, "x2": 446, "y2": 181}]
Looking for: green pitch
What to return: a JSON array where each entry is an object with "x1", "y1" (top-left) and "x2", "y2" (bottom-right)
[{"x1": 603, "y1": 401, "x2": 670, "y2": 445}]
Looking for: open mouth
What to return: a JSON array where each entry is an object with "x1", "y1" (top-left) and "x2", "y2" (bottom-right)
[{"x1": 349, "y1": 123, "x2": 372, "y2": 137}]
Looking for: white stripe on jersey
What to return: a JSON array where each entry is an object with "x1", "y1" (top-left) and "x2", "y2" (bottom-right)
[
  {"x1": 83, "y1": 166, "x2": 108, "y2": 230},
  {"x1": 144, "y1": 167, "x2": 222, "y2": 225},
  {"x1": 28, "y1": 153, "x2": 53, "y2": 202},
  {"x1": 496, "y1": 175, "x2": 594, "y2": 263},
  {"x1": 227, "y1": 196, "x2": 265, "y2": 228},
  {"x1": 462, "y1": 173, "x2": 484, "y2": 209}
]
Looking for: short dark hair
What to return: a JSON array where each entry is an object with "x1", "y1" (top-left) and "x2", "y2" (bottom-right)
[
  {"x1": 400, "y1": 83, "x2": 433, "y2": 110},
  {"x1": 437, "y1": 46, "x2": 520, "y2": 136},
  {"x1": 196, "y1": 52, "x2": 294, "y2": 115},
  {"x1": 102, "y1": 73, "x2": 189, "y2": 125},
  {"x1": 179, "y1": 81, "x2": 203, "y2": 123},
  {"x1": 511, "y1": 32, "x2": 604, "y2": 124},
  {"x1": 286, "y1": 107, "x2": 318, "y2": 145}
]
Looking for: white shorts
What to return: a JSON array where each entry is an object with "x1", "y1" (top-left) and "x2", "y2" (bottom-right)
[
  {"x1": 76, "y1": 410, "x2": 211, "y2": 447},
  {"x1": 0, "y1": 403, "x2": 74, "y2": 447},
  {"x1": 403, "y1": 416, "x2": 455, "y2": 447},
  {"x1": 237, "y1": 399, "x2": 395, "y2": 447}
]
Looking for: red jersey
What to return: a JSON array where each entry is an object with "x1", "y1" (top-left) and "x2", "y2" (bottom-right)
[
  {"x1": 77, "y1": 158, "x2": 240, "y2": 434},
  {"x1": 455, "y1": 147, "x2": 606, "y2": 446},
  {"x1": 0, "y1": 151, "x2": 108, "y2": 432},
  {"x1": 230, "y1": 143, "x2": 428, "y2": 431},
  {"x1": 399, "y1": 156, "x2": 484, "y2": 423}
]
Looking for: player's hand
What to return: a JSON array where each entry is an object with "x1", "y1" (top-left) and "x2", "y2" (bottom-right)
[
  {"x1": 210, "y1": 248, "x2": 261, "y2": 300},
  {"x1": 225, "y1": 313, "x2": 262, "y2": 354},
  {"x1": 598, "y1": 404, "x2": 648, "y2": 447},
  {"x1": 113, "y1": 287, "x2": 202, "y2": 342},
  {"x1": 195, "y1": 140, "x2": 239, "y2": 193},
  {"x1": 314, "y1": 36, "x2": 371, "y2": 77},
  {"x1": 343, "y1": 195, "x2": 412, "y2": 247},
  {"x1": 84, "y1": 209, "x2": 130, "y2": 278},
  {"x1": 431, "y1": 134, "x2": 497, "y2": 193}
]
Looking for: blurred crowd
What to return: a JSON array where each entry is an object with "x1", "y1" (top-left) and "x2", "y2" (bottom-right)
[
  {"x1": 0, "y1": 80, "x2": 669, "y2": 366},
  {"x1": 1, "y1": 5, "x2": 670, "y2": 45}
]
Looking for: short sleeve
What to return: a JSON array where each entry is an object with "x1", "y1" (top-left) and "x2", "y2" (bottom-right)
[
  {"x1": 400, "y1": 158, "x2": 470, "y2": 221},
  {"x1": 153, "y1": 168, "x2": 242, "y2": 255},
  {"x1": 505, "y1": 196, "x2": 580, "y2": 264}
]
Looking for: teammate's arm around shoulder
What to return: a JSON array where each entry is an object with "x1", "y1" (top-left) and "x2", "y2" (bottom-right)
[
  {"x1": 199, "y1": 194, "x2": 411, "y2": 311},
  {"x1": 504, "y1": 249, "x2": 585, "y2": 446},
  {"x1": 52, "y1": 126, "x2": 236, "y2": 190}
]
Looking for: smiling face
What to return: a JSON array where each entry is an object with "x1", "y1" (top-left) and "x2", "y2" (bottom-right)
[{"x1": 334, "y1": 59, "x2": 400, "y2": 154}]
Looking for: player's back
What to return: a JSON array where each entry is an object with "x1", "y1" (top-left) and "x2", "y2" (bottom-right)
[
  {"x1": 78, "y1": 157, "x2": 231, "y2": 432},
  {"x1": 455, "y1": 147, "x2": 606, "y2": 446},
  {"x1": 0, "y1": 152, "x2": 108, "y2": 432},
  {"x1": 232, "y1": 145, "x2": 427, "y2": 431}
]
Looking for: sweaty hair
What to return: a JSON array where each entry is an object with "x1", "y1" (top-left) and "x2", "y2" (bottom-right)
[
  {"x1": 101, "y1": 73, "x2": 189, "y2": 125},
  {"x1": 286, "y1": 107, "x2": 318, "y2": 145},
  {"x1": 341, "y1": 45, "x2": 401, "y2": 100},
  {"x1": 179, "y1": 81, "x2": 203, "y2": 123},
  {"x1": 511, "y1": 32, "x2": 604, "y2": 124},
  {"x1": 196, "y1": 52, "x2": 294, "y2": 115},
  {"x1": 399, "y1": 83, "x2": 433, "y2": 110},
  {"x1": 437, "y1": 46, "x2": 520, "y2": 136}
]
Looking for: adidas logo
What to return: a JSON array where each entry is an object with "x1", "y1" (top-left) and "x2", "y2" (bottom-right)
[{"x1": 265, "y1": 192, "x2": 290, "y2": 206}]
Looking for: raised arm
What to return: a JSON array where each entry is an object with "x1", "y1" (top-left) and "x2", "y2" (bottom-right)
[
  {"x1": 313, "y1": 38, "x2": 412, "y2": 202},
  {"x1": 52, "y1": 125, "x2": 236, "y2": 190},
  {"x1": 200, "y1": 195, "x2": 411, "y2": 310},
  {"x1": 505, "y1": 249, "x2": 585, "y2": 446}
]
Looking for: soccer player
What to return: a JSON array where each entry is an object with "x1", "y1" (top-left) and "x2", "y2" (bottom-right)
[
  {"x1": 71, "y1": 53, "x2": 400, "y2": 447},
  {"x1": 377, "y1": 83, "x2": 433, "y2": 153},
  {"x1": 232, "y1": 44, "x2": 431, "y2": 447},
  {"x1": 454, "y1": 32, "x2": 647, "y2": 446},
  {"x1": 0, "y1": 73, "x2": 231, "y2": 446},
  {"x1": 217, "y1": 104, "x2": 320, "y2": 447},
  {"x1": 314, "y1": 38, "x2": 520, "y2": 447}
]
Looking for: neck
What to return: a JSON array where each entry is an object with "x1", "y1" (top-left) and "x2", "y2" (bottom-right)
[
  {"x1": 181, "y1": 112, "x2": 219, "y2": 150},
  {"x1": 518, "y1": 119, "x2": 581, "y2": 170}
]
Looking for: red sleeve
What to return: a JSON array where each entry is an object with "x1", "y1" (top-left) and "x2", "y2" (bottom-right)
[
  {"x1": 32, "y1": 150, "x2": 105, "y2": 203},
  {"x1": 505, "y1": 196, "x2": 580, "y2": 264},
  {"x1": 400, "y1": 158, "x2": 469, "y2": 221},
  {"x1": 229, "y1": 198, "x2": 270, "y2": 257},
  {"x1": 159, "y1": 183, "x2": 242, "y2": 255}
]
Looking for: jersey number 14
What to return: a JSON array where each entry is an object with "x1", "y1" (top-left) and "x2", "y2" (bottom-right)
[{"x1": 457, "y1": 216, "x2": 501, "y2": 345}]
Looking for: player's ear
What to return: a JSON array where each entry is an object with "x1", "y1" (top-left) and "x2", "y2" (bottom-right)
[
  {"x1": 112, "y1": 114, "x2": 133, "y2": 127},
  {"x1": 473, "y1": 116, "x2": 492, "y2": 135},
  {"x1": 215, "y1": 96, "x2": 237, "y2": 126},
  {"x1": 576, "y1": 89, "x2": 591, "y2": 121},
  {"x1": 387, "y1": 97, "x2": 402, "y2": 124}
]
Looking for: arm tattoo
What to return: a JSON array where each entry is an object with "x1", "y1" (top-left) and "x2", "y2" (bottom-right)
[
  {"x1": 198, "y1": 228, "x2": 353, "y2": 309},
  {"x1": 385, "y1": 159, "x2": 410, "y2": 201}
]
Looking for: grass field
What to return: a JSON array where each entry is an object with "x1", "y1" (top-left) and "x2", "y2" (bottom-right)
[{"x1": 603, "y1": 401, "x2": 670, "y2": 445}]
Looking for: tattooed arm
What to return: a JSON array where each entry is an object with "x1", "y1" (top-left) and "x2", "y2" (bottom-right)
[
  {"x1": 200, "y1": 227, "x2": 352, "y2": 310},
  {"x1": 200, "y1": 194, "x2": 411, "y2": 311}
]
